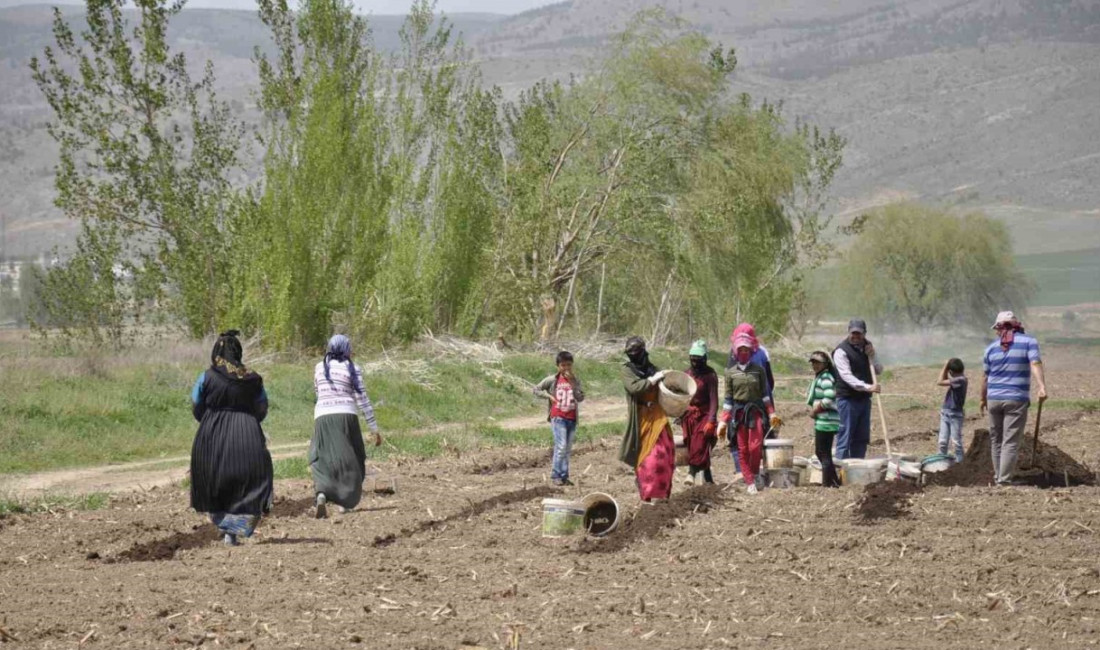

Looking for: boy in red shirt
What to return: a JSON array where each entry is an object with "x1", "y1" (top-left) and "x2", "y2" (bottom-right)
[{"x1": 533, "y1": 351, "x2": 586, "y2": 486}]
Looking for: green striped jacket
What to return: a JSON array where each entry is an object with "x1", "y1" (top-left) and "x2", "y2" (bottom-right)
[{"x1": 806, "y1": 370, "x2": 841, "y2": 433}]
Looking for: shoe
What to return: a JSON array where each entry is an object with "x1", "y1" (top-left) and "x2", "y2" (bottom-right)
[
  {"x1": 684, "y1": 473, "x2": 696, "y2": 486},
  {"x1": 336, "y1": 505, "x2": 348, "y2": 514},
  {"x1": 561, "y1": 478, "x2": 574, "y2": 486},
  {"x1": 315, "y1": 493, "x2": 327, "y2": 519},
  {"x1": 746, "y1": 484, "x2": 758, "y2": 495},
  {"x1": 552, "y1": 479, "x2": 565, "y2": 486},
  {"x1": 223, "y1": 533, "x2": 238, "y2": 546}
]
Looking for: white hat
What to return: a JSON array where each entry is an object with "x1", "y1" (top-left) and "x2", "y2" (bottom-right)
[{"x1": 991, "y1": 310, "x2": 1017, "y2": 329}]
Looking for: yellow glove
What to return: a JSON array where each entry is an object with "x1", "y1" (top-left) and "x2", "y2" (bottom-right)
[{"x1": 769, "y1": 414, "x2": 783, "y2": 429}]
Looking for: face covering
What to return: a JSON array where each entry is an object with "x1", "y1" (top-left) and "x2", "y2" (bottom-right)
[{"x1": 735, "y1": 348, "x2": 752, "y2": 366}]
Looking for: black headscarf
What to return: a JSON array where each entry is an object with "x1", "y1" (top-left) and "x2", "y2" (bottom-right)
[
  {"x1": 211, "y1": 330, "x2": 252, "y2": 379},
  {"x1": 624, "y1": 336, "x2": 658, "y2": 379}
]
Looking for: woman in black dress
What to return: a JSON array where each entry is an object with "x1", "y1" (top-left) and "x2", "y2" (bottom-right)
[{"x1": 189, "y1": 331, "x2": 274, "y2": 546}]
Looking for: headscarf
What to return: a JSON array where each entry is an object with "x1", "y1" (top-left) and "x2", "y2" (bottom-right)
[
  {"x1": 324, "y1": 334, "x2": 362, "y2": 395},
  {"x1": 995, "y1": 319, "x2": 1025, "y2": 352},
  {"x1": 730, "y1": 323, "x2": 759, "y2": 352},
  {"x1": 624, "y1": 336, "x2": 657, "y2": 379},
  {"x1": 211, "y1": 330, "x2": 251, "y2": 379},
  {"x1": 808, "y1": 350, "x2": 833, "y2": 376},
  {"x1": 730, "y1": 336, "x2": 756, "y2": 365}
]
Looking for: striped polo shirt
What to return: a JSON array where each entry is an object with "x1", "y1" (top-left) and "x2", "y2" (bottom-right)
[{"x1": 983, "y1": 334, "x2": 1041, "y2": 403}]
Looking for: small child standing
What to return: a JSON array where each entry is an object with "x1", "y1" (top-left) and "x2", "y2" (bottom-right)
[
  {"x1": 936, "y1": 358, "x2": 968, "y2": 463},
  {"x1": 533, "y1": 351, "x2": 585, "y2": 486}
]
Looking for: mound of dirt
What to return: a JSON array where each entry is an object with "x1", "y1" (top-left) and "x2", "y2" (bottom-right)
[
  {"x1": 109, "y1": 524, "x2": 220, "y2": 563},
  {"x1": 856, "y1": 481, "x2": 921, "y2": 522},
  {"x1": 574, "y1": 484, "x2": 725, "y2": 553},
  {"x1": 930, "y1": 428, "x2": 1095, "y2": 487}
]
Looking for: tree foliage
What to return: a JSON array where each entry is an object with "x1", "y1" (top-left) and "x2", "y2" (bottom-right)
[
  {"x1": 32, "y1": 0, "x2": 844, "y2": 350},
  {"x1": 841, "y1": 203, "x2": 1032, "y2": 329},
  {"x1": 30, "y1": 0, "x2": 246, "y2": 343}
]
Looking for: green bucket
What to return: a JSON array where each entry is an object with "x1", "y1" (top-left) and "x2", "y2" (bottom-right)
[{"x1": 541, "y1": 498, "x2": 585, "y2": 538}]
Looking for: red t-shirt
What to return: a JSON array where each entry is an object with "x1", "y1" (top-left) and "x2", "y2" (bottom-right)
[{"x1": 549, "y1": 375, "x2": 578, "y2": 421}]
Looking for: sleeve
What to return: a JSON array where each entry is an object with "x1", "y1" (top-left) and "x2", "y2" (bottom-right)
[
  {"x1": 354, "y1": 365, "x2": 379, "y2": 432},
  {"x1": 532, "y1": 375, "x2": 556, "y2": 400},
  {"x1": 706, "y1": 374, "x2": 719, "y2": 423},
  {"x1": 806, "y1": 377, "x2": 817, "y2": 407},
  {"x1": 759, "y1": 367, "x2": 775, "y2": 414},
  {"x1": 720, "y1": 374, "x2": 733, "y2": 423},
  {"x1": 1028, "y1": 339, "x2": 1041, "y2": 363},
  {"x1": 983, "y1": 346, "x2": 992, "y2": 375},
  {"x1": 819, "y1": 375, "x2": 837, "y2": 409},
  {"x1": 833, "y1": 348, "x2": 872, "y2": 392},
  {"x1": 763, "y1": 359, "x2": 775, "y2": 400},
  {"x1": 190, "y1": 372, "x2": 206, "y2": 422},
  {"x1": 622, "y1": 365, "x2": 652, "y2": 399},
  {"x1": 255, "y1": 384, "x2": 269, "y2": 423},
  {"x1": 573, "y1": 378, "x2": 586, "y2": 404}
]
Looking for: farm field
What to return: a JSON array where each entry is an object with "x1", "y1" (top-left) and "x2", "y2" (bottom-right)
[{"x1": 0, "y1": 339, "x2": 1098, "y2": 648}]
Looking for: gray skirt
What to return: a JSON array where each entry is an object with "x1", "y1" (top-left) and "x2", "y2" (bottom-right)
[{"x1": 309, "y1": 413, "x2": 368, "y2": 509}]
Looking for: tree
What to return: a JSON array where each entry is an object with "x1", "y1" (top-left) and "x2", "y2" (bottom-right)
[
  {"x1": 30, "y1": 0, "x2": 246, "y2": 343},
  {"x1": 236, "y1": 0, "x2": 499, "y2": 349},
  {"x1": 841, "y1": 203, "x2": 1032, "y2": 329}
]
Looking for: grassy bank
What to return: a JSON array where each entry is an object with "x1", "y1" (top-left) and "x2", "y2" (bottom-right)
[{"x1": 0, "y1": 338, "x2": 693, "y2": 475}]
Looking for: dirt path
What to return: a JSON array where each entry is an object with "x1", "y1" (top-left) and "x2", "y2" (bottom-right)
[{"x1": 0, "y1": 399, "x2": 627, "y2": 497}]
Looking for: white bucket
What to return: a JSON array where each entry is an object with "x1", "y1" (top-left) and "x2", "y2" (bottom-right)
[
  {"x1": 763, "y1": 438, "x2": 795, "y2": 469},
  {"x1": 541, "y1": 498, "x2": 585, "y2": 538},
  {"x1": 842, "y1": 458, "x2": 888, "y2": 486},
  {"x1": 657, "y1": 371, "x2": 697, "y2": 418},
  {"x1": 579, "y1": 492, "x2": 620, "y2": 537}
]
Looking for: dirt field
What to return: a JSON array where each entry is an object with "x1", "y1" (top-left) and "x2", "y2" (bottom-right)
[{"x1": 1, "y1": 346, "x2": 1099, "y2": 648}]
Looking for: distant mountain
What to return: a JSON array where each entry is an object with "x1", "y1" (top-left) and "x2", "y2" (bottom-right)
[{"x1": 1, "y1": 0, "x2": 1098, "y2": 263}]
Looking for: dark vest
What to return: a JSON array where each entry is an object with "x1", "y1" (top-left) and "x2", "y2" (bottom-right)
[{"x1": 833, "y1": 339, "x2": 872, "y2": 400}]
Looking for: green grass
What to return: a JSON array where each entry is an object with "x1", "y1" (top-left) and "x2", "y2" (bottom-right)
[
  {"x1": 0, "y1": 341, "x2": 639, "y2": 475},
  {"x1": 0, "y1": 492, "x2": 110, "y2": 514},
  {"x1": 1016, "y1": 247, "x2": 1100, "y2": 307},
  {"x1": 1043, "y1": 399, "x2": 1100, "y2": 413}
]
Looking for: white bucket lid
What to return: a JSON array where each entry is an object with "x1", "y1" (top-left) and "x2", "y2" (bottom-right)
[
  {"x1": 542, "y1": 498, "x2": 583, "y2": 510},
  {"x1": 842, "y1": 457, "x2": 889, "y2": 469},
  {"x1": 764, "y1": 438, "x2": 793, "y2": 446}
]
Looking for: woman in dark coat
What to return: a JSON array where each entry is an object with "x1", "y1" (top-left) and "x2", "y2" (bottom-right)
[
  {"x1": 682, "y1": 340, "x2": 719, "y2": 485},
  {"x1": 189, "y1": 331, "x2": 274, "y2": 546}
]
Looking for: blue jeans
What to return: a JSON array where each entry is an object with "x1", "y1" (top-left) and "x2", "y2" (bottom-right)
[
  {"x1": 551, "y1": 417, "x2": 576, "y2": 480},
  {"x1": 938, "y1": 408, "x2": 965, "y2": 463},
  {"x1": 836, "y1": 397, "x2": 872, "y2": 460}
]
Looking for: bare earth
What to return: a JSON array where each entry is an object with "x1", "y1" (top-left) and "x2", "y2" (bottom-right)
[{"x1": 1, "y1": 350, "x2": 1098, "y2": 648}]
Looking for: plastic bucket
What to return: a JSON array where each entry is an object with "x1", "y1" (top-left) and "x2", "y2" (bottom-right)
[
  {"x1": 579, "y1": 492, "x2": 620, "y2": 537},
  {"x1": 766, "y1": 468, "x2": 801, "y2": 489},
  {"x1": 920, "y1": 454, "x2": 955, "y2": 474},
  {"x1": 841, "y1": 459, "x2": 887, "y2": 486},
  {"x1": 886, "y1": 454, "x2": 920, "y2": 481},
  {"x1": 541, "y1": 498, "x2": 585, "y2": 538},
  {"x1": 657, "y1": 371, "x2": 697, "y2": 418},
  {"x1": 763, "y1": 438, "x2": 795, "y2": 469}
]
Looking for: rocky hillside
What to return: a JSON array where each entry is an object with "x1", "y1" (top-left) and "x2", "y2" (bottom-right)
[{"x1": 1, "y1": 0, "x2": 1098, "y2": 259}]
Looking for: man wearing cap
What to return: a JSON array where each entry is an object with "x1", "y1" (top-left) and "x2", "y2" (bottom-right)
[
  {"x1": 981, "y1": 311, "x2": 1047, "y2": 485},
  {"x1": 832, "y1": 319, "x2": 882, "y2": 460}
]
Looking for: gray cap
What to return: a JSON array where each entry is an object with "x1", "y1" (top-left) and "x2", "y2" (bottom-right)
[{"x1": 847, "y1": 319, "x2": 867, "y2": 334}]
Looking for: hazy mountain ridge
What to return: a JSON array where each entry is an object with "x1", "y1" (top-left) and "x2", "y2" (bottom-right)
[{"x1": 0, "y1": 0, "x2": 1098, "y2": 263}]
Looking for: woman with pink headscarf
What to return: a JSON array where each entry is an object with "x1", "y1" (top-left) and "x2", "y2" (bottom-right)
[
  {"x1": 724, "y1": 323, "x2": 776, "y2": 478},
  {"x1": 717, "y1": 329, "x2": 781, "y2": 494}
]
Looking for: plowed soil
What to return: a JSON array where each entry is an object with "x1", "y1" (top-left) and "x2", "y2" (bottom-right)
[{"x1": 2, "y1": 350, "x2": 1100, "y2": 648}]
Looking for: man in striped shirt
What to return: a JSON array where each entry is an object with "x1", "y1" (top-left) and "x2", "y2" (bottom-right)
[{"x1": 980, "y1": 311, "x2": 1048, "y2": 485}]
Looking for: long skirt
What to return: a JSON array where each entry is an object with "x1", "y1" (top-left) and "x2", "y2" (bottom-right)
[
  {"x1": 681, "y1": 407, "x2": 715, "y2": 470},
  {"x1": 190, "y1": 410, "x2": 273, "y2": 538},
  {"x1": 636, "y1": 399, "x2": 675, "y2": 501},
  {"x1": 310, "y1": 413, "x2": 368, "y2": 509}
]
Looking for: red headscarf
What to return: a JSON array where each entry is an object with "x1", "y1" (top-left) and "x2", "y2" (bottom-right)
[{"x1": 729, "y1": 322, "x2": 759, "y2": 352}]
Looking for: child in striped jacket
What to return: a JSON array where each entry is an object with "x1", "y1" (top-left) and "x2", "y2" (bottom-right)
[{"x1": 807, "y1": 350, "x2": 842, "y2": 487}]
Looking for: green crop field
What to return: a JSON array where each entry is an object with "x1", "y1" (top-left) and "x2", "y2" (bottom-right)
[{"x1": 1017, "y1": 247, "x2": 1100, "y2": 307}]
